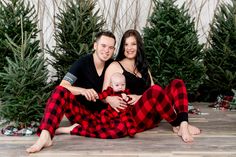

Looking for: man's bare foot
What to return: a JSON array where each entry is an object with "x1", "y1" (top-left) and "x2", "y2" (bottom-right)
[
  {"x1": 173, "y1": 124, "x2": 201, "y2": 135},
  {"x1": 26, "y1": 130, "x2": 52, "y2": 153},
  {"x1": 177, "y1": 121, "x2": 193, "y2": 143},
  {"x1": 55, "y1": 123, "x2": 80, "y2": 134}
]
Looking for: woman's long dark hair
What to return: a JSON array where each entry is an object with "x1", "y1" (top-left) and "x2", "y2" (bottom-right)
[{"x1": 116, "y1": 29, "x2": 151, "y2": 86}]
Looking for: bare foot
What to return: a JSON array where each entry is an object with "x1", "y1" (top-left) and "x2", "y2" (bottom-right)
[
  {"x1": 173, "y1": 124, "x2": 201, "y2": 135},
  {"x1": 172, "y1": 126, "x2": 179, "y2": 133},
  {"x1": 55, "y1": 123, "x2": 80, "y2": 134},
  {"x1": 177, "y1": 121, "x2": 193, "y2": 143},
  {"x1": 188, "y1": 124, "x2": 201, "y2": 135},
  {"x1": 26, "y1": 130, "x2": 52, "y2": 153}
]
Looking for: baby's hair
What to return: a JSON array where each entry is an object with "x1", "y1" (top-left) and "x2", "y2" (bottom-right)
[{"x1": 110, "y1": 72, "x2": 126, "y2": 84}]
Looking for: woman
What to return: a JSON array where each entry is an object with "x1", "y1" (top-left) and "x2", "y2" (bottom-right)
[{"x1": 103, "y1": 29, "x2": 201, "y2": 143}]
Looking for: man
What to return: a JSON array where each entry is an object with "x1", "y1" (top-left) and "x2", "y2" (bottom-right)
[{"x1": 26, "y1": 31, "x2": 116, "y2": 153}]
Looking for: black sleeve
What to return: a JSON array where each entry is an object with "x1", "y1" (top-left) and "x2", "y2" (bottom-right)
[
  {"x1": 62, "y1": 55, "x2": 87, "y2": 85},
  {"x1": 68, "y1": 59, "x2": 84, "y2": 79}
]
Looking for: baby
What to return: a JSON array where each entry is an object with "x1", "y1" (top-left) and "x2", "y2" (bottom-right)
[
  {"x1": 98, "y1": 72, "x2": 136, "y2": 137},
  {"x1": 99, "y1": 72, "x2": 132, "y2": 105}
]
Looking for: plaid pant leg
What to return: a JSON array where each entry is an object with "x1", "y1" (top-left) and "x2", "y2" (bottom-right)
[
  {"x1": 71, "y1": 113, "x2": 128, "y2": 139},
  {"x1": 120, "y1": 109, "x2": 137, "y2": 137},
  {"x1": 164, "y1": 79, "x2": 188, "y2": 113},
  {"x1": 37, "y1": 86, "x2": 74, "y2": 138},
  {"x1": 95, "y1": 120, "x2": 128, "y2": 139},
  {"x1": 132, "y1": 85, "x2": 178, "y2": 132}
]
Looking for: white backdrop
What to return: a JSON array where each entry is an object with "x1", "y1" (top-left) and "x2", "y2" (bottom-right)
[
  {"x1": 28, "y1": 0, "x2": 230, "y2": 50},
  {"x1": 9, "y1": 0, "x2": 230, "y2": 78}
]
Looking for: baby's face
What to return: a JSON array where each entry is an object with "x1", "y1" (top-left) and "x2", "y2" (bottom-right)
[{"x1": 111, "y1": 78, "x2": 126, "y2": 92}]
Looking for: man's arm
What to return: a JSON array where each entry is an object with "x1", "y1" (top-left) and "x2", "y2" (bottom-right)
[{"x1": 60, "y1": 80, "x2": 98, "y2": 102}]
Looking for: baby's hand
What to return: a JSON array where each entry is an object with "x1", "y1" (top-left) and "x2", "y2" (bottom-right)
[{"x1": 121, "y1": 93, "x2": 129, "y2": 101}]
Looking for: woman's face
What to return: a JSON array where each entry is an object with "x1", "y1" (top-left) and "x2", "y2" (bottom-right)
[{"x1": 124, "y1": 36, "x2": 137, "y2": 59}]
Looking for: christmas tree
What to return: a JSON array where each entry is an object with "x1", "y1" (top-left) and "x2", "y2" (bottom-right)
[
  {"x1": 48, "y1": 0, "x2": 105, "y2": 83},
  {"x1": 204, "y1": 0, "x2": 236, "y2": 99},
  {"x1": 0, "y1": 0, "x2": 38, "y2": 97},
  {"x1": 143, "y1": 0, "x2": 205, "y2": 99},
  {"x1": 0, "y1": 19, "x2": 51, "y2": 128}
]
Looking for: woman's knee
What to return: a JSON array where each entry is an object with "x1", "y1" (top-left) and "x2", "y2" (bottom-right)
[
  {"x1": 150, "y1": 84, "x2": 163, "y2": 91},
  {"x1": 170, "y1": 79, "x2": 185, "y2": 88},
  {"x1": 149, "y1": 84, "x2": 166, "y2": 96}
]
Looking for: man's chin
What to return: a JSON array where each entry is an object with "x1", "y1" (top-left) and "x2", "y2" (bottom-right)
[{"x1": 102, "y1": 56, "x2": 110, "y2": 61}]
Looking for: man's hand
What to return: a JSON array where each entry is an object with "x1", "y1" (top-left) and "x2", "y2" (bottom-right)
[
  {"x1": 60, "y1": 80, "x2": 98, "y2": 101},
  {"x1": 106, "y1": 96, "x2": 127, "y2": 112},
  {"x1": 80, "y1": 88, "x2": 98, "y2": 102}
]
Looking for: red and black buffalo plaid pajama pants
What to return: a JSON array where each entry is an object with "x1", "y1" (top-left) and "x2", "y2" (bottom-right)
[{"x1": 37, "y1": 79, "x2": 188, "y2": 138}]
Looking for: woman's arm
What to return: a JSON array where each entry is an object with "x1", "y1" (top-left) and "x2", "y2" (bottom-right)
[
  {"x1": 127, "y1": 94, "x2": 142, "y2": 105},
  {"x1": 103, "y1": 61, "x2": 123, "y2": 90},
  {"x1": 127, "y1": 70, "x2": 154, "y2": 105},
  {"x1": 148, "y1": 70, "x2": 155, "y2": 86}
]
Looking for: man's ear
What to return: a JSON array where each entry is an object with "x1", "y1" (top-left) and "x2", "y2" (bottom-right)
[{"x1": 93, "y1": 42, "x2": 97, "y2": 51}]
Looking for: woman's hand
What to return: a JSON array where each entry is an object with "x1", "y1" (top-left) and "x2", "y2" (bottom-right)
[
  {"x1": 106, "y1": 96, "x2": 127, "y2": 112},
  {"x1": 80, "y1": 88, "x2": 98, "y2": 102},
  {"x1": 127, "y1": 94, "x2": 141, "y2": 105}
]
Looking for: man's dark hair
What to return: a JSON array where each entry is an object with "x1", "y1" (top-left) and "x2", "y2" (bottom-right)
[{"x1": 95, "y1": 30, "x2": 116, "y2": 44}]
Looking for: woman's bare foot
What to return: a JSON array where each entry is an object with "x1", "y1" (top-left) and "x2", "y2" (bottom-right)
[
  {"x1": 55, "y1": 123, "x2": 80, "y2": 134},
  {"x1": 172, "y1": 126, "x2": 179, "y2": 133},
  {"x1": 173, "y1": 124, "x2": 201, "y2": 135},
  {"x1": 177, "y1": 121, "x2": 193, "y2": 143},
  {"x1": 26, "y1": 130, "x2": 53, "y2": 153},
  {"x1": 188, "y1": 124, "x2": 201, "y2": 135}
]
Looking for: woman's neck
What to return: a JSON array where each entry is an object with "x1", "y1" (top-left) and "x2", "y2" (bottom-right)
[
  {"x1": 122, "y1": 58, "x2": 135, "y2": 66},
  {"x1": 121, "y1": 58, "x2": 141, "y2": 77}
]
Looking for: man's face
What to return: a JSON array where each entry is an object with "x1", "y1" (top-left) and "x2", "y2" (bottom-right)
[{"x1": 94, "y1": 36, "x2": 115, "y2": 62}]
